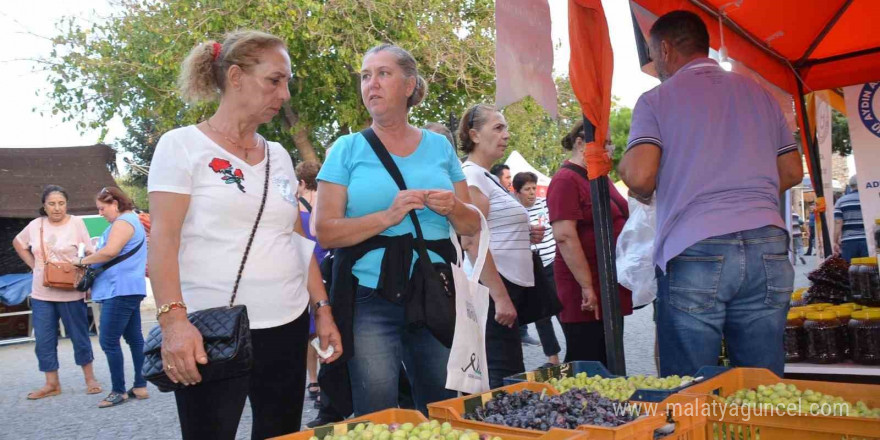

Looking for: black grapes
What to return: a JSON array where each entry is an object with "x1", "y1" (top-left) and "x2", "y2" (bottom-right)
[{"x1": 463, "y1": 389, "x2": 639, "y2": 430}]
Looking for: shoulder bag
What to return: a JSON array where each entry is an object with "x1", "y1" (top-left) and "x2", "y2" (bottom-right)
[
  {"x1": 142, "y1": 142, "x2": 271, "y2": 392},
  {"x1": 40, "y1": 219, "x2": 83, "y2": 290}
]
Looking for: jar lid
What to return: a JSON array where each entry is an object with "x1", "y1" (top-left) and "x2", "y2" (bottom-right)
[
  {"x1": 840, "y1": 302, "x2": 861, "y2": 310},
  {"x1": 865, "y1": 257, "x2": 878, "y2": 266},
  {"x1": 809, "y1": 303, "x2": 834, "y2": 310},
  {"x1": 787, "y1": 311, "x2": 804, "y2": 320},
  {"x1": 806, "y1": 311, "x2": 839, "y2": 320},
  {"x1": 829, "y1": 307, "x2": 852, "y2": 318},
  {"x1": 853, "y1": 310, "x2": 880, "y2": 320},
  {"x1": 791, "y1": 290, "x2": 803, "y2": 301},
  {"x1": 851, "y1": 257, "x2": 864, "y2": 265}
]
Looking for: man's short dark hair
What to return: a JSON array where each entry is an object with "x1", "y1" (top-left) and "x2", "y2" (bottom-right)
[
  {"x1": 512, "y1": 172, "x2": 538, "y2": 193},
  {"x1": 649, "y1": 10, "x2": 710, "y2": 56},
  {"x1": 489, "y1": 164, "x2": 509, "y2": 179}
]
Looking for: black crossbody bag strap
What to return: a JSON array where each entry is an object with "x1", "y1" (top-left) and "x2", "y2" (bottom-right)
[
  {"x1": 92, "y1": 238, "x2": 144, "y2": 275},
  {"x1": 360, "y1": 128, "x2": 441, "y2": 277}
]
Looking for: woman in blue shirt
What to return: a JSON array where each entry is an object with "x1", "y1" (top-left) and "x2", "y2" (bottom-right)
[
  {"x1": 315, "y1": 44, "x2": 482, "y2": 416},
  {"x1": 79, "y1": 187, "x2": 147, "y2": 408}
]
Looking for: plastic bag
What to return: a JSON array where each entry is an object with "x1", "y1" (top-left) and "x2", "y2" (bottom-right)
[{"x1": 615, "y1": 197, "x2": 657, "y2": 308}]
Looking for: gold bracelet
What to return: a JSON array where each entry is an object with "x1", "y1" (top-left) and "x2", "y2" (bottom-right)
[{"x1": 156, "y1": 301, "x2": 187, "y2": 319}]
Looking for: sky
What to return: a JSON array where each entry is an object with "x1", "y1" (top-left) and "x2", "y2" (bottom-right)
[{"x1": 0, "y1": 0, "x2": 658, "y2": 154}]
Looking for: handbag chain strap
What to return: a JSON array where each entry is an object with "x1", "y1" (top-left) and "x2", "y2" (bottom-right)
[{"x1": 229, "y1": 137, "x2": 271, "y2": 307}]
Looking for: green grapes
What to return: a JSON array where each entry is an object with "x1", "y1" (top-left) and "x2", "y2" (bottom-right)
[
  {"x1": 308, "y1": 420, "x2": 504, "y2": 440},
  {"x1": 718, "y1": 383, "x2": 880, "y2": 419},
  {"x1": 547, "y1": 373, "x2": 693, "y2": 401}
]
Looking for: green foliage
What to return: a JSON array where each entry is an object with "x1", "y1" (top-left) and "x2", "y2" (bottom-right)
[
  {"x1": 502, "y1": 77, "x2": 632, "y2": 180},
  {"x1": 42, "y1": 0, "x2": 496, "y2": 167},
  {"x1": 831, "y1": 109, "x2": 851, "y2": 156},
  {"x1": 116, "y1": 176, "x2": 149, "y2": 212}
]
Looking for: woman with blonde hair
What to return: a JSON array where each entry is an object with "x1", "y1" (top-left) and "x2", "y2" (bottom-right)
[{"x1": 148, "y1": 30, "x2": 342, "y2": 439}]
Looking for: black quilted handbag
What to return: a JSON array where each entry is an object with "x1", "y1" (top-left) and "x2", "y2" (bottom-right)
[{"x1": 142, "y1": 141, "x2": 271, "y2": 392}]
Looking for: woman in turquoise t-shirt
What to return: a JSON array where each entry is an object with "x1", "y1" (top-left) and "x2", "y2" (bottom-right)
[
  {"x1": 316, "y1": 44, "x2": 482, "y2": 416},
  {"x1": 79, "y1": 187, "x2": 148, "y2": 408}
]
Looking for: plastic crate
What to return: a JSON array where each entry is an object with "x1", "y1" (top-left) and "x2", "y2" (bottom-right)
[
  {"x1": 503, "y1": 361, "x2": 729, "y2": 403},
  {"x1": 428, "y1": 382, "x2": 684, "y2": 440},
  {"x1": 679, "y1": 368, "x2": 880, "y2": 440},
  {"x1": 269, "y1": 408, "x2": 585, "y2": 440},
  {"x1": 270, "y1": 409, "x2": 428, "y2": 440}
]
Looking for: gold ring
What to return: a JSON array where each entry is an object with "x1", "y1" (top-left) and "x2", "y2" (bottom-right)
[{"x1": 166, "y1": 364, "x2": 175, "y2": 370}]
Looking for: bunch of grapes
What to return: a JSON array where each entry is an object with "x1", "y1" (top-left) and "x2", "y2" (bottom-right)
[
  {"x1": 714, "y1": 382, "x2": 879, "y2": 419},
  {"x1": 463, "y1": 389, "x2": 639, "y2": 430},
  {"x1": 549, "y1": 373, "x2": 693, "y2": 401},
  {"x1": 807, "y1": 256, "x2": 851, "y2": 303},
  {"x1": 308, "y1": 420, "x2": 502, "y2": 440}
]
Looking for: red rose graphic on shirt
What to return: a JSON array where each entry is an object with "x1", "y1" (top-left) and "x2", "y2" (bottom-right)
[
  {"x1": 209, "y1": 158, "x2": 232, "y2": 173},
  {"x1": 207, "y1": 158, "x2": 246, "y2": 192}
]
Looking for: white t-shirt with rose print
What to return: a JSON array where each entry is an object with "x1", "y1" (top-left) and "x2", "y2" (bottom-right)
[{"x1": 147, "y1": 125, "x2": 314, "y2": 329}]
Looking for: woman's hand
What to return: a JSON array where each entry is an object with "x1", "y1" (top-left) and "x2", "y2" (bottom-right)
[
  {"x1": 493, "y1": 292, "x2": 518, "y2": 328},
  {"x1": 529, "y1": 224, "x2": 545, "y2": 245},
  {"x1": 159, "y1": 314, "x2": 208, "y2": 386},
  {"x1": 425, "y1": 190, "x2": 456, "y2": 217},
  {"x1": 314, "y1": 308, "x2": 343, "y2": 363},
  {"x1": 581, "y1": 285, "x2": 600, "y2": 320},
  {"x1": 384, "y1": 190, "x2": 426, "y2": 227}
]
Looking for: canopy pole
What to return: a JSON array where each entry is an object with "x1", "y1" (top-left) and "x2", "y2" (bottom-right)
[
  {"x1": 795, "y1": 81, "x2": 833, "y2": 257},
  {"x1": 583, "y1": 115, "x2": 626, "y2": 375}
]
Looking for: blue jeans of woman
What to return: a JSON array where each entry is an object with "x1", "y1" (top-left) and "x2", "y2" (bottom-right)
[
  {"x1": 348, "y1": 286, "x2": 455, "y2": 416},
  {"x1": 98, "y1": 294, "x2": 146, "y2": 393},
  {"x1": 656, "y1": 225, "x2": 793, "y2": 377},
  {"x1": 30, "y1": 298, "x2": 94, "y2": 372}
]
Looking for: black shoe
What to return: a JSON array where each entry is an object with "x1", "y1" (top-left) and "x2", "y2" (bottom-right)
[
  {"x1": 306, "y1": 412, "x2": 344, "y2": 429},
  {"x1": 800, "y1": 257, "x2": 807, "y2": 265}
]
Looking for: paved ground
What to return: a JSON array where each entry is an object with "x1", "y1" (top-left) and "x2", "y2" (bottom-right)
[{"x1": 0, "y1": 255, "x2": 816, "y2": 439}]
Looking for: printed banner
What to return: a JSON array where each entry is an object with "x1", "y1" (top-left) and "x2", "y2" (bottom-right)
[
  {"x1": 495, "y1": 0, "x2": 557, "y2": 117},
  {"x1": 843, "y1": 82, "x2": 880, "y2": 255},
  {"x1": 816, "y1": 97, "x2": 835, "y2": 249}
]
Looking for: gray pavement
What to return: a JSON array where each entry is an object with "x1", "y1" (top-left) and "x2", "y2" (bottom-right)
[{"x1": 0, "y1": 255, "x2": 817, "y2": 439}]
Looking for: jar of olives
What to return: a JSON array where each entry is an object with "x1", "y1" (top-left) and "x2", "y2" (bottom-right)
[
  {"x1": 850, "y1": 258, "x2": 865, "y2": 303},
  {"x1": 850, "y1": 310, "x2": 880, "y2": 365},
  {"x1": 805, "y1": 311, "x2": 843, "y2": 364},
  {"x1": 865, "y1": 259, "x2": 880, "y2": 307},
  {"x1": 829, "y1": 306, "x2": 852, "y2": 359},
  {"x1": 784, "y1": 310, "x2": 806, "y2": 363}
]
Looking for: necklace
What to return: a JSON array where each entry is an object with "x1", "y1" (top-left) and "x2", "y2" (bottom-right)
[{"x1": 205, "y1": 119, "x2": 262, "y2": 161}]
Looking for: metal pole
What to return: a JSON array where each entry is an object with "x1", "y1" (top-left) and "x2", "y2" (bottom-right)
[
  {"x1": 795, "y1": 82, "x2": 832, "y2": 257},
  {"x1": 583, "y1": 115, "x2": 626, "y2": 375}
]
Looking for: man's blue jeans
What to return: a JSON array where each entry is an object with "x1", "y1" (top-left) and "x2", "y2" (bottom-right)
[
  {"x1": 840, "y1": 239, "x2": 869, "y2": 263},
  {"x1": 656, "y1": 225, "x2": 793, "y2": 377},
  {"x1": 347, "y1": 286, "x2": 455, "y2": 416},
  {"x1": 31, "y1": 298, "x2": 94, "y2": 372},
  {"x1": 98, "y1": 295, "x2": 146, "y2": 393}
]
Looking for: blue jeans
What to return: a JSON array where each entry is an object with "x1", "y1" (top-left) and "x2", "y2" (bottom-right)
[
  {"x1": 98, "y1": 295, "x2": 146, "y2": 393},
  {"x1": 656, "y1": 225, "x2": 793, "y2": 377},
  {"x1": 840, "y1": 239, "x2": 869, "y2": 263},
  {"x1": 348, "y1": 286, "x2": 455, "y2": 416},
  {"x1": 31, "y1": 298, "x2": 94, "y2": 372}
]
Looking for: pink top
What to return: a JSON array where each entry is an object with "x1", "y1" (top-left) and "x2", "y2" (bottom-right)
[{"x1": 15, "y1": 216, "x2": 95, "y2": 302}]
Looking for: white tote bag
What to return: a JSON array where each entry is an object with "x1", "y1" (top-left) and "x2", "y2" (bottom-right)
[{"x1": 445, "y1": 209, "x2": 491, "y2": 394}]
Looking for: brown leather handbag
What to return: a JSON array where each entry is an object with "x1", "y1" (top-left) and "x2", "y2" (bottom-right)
[{"x1": 40, "y1": 219, "x2": 83, "y2": 290}]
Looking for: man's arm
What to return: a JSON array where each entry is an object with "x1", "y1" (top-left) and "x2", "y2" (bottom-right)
[
  {"x1": 777, "y1": 150, "x2": 804, "y2": 192},
  {"x1": 618, "y1": 144, "x2": 661, "y2": 200}
]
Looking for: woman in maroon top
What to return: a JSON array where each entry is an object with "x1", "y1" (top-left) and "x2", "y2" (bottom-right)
[{"x1": 547, "y1": 121, "x2": 632, "y2": 364}]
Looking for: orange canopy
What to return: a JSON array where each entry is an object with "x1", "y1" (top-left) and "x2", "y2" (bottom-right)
[
  {"x1": 629, "y1": 0, "x2": 880, "y2": 94},
  {"x1": 568, "y1": 0, "x2": 614, "y2": 179}
]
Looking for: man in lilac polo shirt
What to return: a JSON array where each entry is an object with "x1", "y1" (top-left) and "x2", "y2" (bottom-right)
[{"x1": 618, "y1": 11, "x2": 804, "y2": 377}]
